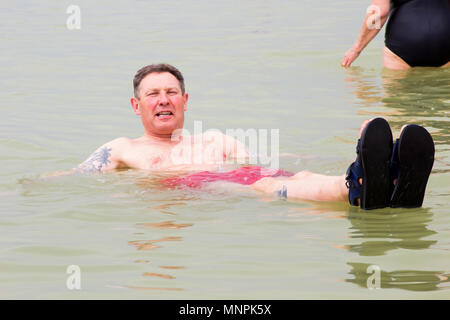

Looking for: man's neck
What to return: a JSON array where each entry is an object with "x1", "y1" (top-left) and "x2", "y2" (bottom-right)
[{"x1": 140, "y1": 131, "x2": 185, "y2": 145}]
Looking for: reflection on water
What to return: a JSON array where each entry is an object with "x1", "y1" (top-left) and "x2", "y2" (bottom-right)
[
  {"x1": 129, "y1": 236, "x2": 183, "y2": 251},
  {"x1": 127, "y1": 190, "x2": 192, "y2": 291},
  {"x1": 107, "y1": 285, "x2": 183, "y2": 291},
  {"x1": 344, "y1": 67, "x2": 386, "y2": 111},
  {"x1": 160, "y1": 266, "x2": 185, "y2": 270},
  {"x1": 346, "y1": 262, "x2": 449, "y2": 292},
  {"x1": 342, "y1": 208, "x2": 447, "y2": 292},
  {"x1": 345, "y1": 66, "x2": 450, "y2": 180},
  {"x1": 136, "y1": 220, "x2": 193, "y2": 229},
  {"x1": 381, "y1": 68, "x2": 450, "y2": 143},
  {"x1": 286, "y1": 201, "x2": 349, "y2": 220},
  {"x1": 346, "y1": 209, "x2": 437, "y2": 256},
  {"x1": 127, "y1": 225, "x2": 186, "y2": 290},
  {"x1": 344, "y1": 67, "x2": 450, "y2": 145},
  {"x1": 143, "y1": 272, "x2": 176, "y2": 280}
]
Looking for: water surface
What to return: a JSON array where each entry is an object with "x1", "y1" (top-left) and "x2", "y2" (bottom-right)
[{"x1": 0, "y1": 0, "x2": 449, "y2": 299}]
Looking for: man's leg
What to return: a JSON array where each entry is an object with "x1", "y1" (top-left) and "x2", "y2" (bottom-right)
[
  {"x1": 252, "y1": 120, "x2": 434, "y2": 209},
  {"x1": 251, "y1": 119, "x2": 376, "y2": 204},
  {"x1": 251, "y1": 171, "x2": 348, "y2": 202}
]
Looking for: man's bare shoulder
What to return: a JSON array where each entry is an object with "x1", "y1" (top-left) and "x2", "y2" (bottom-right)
[
  {"x1": 108, "y1": 137, "x2": 133, "y2": 148},
  {"x1": 94, "y1": 137, "x2": 133, "y2": 160},
  {"x1": 75, "y1": 137, "x2": 134, "y2": 173},
  {"x1": 110, "y1": 136, "x2": 152, "y2": 153}
]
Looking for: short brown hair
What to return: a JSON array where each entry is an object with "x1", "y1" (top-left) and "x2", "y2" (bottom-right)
[{"x1": 133, "y1": 63, "x2": 185, "y2": 98}]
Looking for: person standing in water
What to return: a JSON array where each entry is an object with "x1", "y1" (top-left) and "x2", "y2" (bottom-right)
[{"x1": 342, "y1": 0, "x2": 450, "y2": 69}]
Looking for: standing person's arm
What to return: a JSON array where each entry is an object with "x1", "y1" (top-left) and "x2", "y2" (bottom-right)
[{"x1": 341, "y1": 0, "x2": 391, "y2": 67}]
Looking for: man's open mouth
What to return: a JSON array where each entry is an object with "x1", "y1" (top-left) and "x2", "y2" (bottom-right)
[{"x1": 156, "y1": 111, "x2": 174, "y2": 117}]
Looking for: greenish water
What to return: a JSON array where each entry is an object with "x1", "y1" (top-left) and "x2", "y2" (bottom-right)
[{"x1": 0, "y1": 0, "x2": 449, "y2": 299}]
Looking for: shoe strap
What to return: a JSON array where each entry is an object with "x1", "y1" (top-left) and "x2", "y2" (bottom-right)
[{"x1": 345, "y1": 139, "x2": 363, "y2": 206}]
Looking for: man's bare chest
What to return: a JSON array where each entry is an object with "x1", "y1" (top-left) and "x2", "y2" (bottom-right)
[{"x1": 122, "y1": 139, "x2": 227, "y2": 170}]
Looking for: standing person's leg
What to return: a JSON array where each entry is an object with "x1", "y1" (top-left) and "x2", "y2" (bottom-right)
[{"x1": 382, "y1": 46, "x2": 411, "y2": 70}]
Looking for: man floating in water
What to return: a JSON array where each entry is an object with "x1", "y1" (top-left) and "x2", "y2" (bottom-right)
[{"x1": 74, "y1": 64, "x2": 435, "y2": 210}]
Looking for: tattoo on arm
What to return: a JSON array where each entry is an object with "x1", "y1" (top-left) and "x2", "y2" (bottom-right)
[
  {"x1": 76, "y1": 147, "x2": 112, "y2": 174},
  {"x1": 276, "y1": 185, "x2": 288, "y2": 199}
]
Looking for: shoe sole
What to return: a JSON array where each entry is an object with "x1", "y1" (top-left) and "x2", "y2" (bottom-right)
[
  {"x1": 390, "y1": 125, "x2": 434, "y2": 208},
  {"x1": 360, "y1": 118, "x2": 393, "y2": 210}
]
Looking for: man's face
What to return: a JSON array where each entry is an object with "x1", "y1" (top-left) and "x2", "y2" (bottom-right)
[{"x1": 131, "y1": 72, "x2": 188, "y2": 138}]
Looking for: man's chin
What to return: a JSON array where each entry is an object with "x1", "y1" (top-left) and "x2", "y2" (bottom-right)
[
  {"x1": 152, "y1": 124, "x2": 182, "y2": 137},
  {"x1": 144, "y1": 117, "x2": 184, "y2": 138}
]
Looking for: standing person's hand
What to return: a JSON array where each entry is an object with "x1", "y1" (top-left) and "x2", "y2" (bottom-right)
[{"x1": 341, "y1": 46, "x2": 361, "y2": 67}]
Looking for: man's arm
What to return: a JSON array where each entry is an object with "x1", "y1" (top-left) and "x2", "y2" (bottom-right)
[
  {"x1": 39, "y1": 138, "x2": 128, "y2": 179},
  {"x1": 75, "y1": 138, "x2": 128, "y2": 174},
  {"x1": 223, "y1": 134, "x2": 249, "y2": 164},
  {"x1": 75, "y1": 145, "x2": 114, "y2": 173}
]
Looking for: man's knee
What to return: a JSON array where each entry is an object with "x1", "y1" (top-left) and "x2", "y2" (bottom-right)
[
  {"x1": 293, "y1": 170, "x2": 313, "y2": 179},
  {"x1": 251, "y1": 177, "x2": 273, "y2": 190}
]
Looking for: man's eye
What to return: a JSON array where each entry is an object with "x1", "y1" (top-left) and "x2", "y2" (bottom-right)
[
  {"x1": 168, "y1": 91, "x2": 177, "y2": 95},
  {"x1": 148, "y1": 92, "x2": 158, "y2": 96}
]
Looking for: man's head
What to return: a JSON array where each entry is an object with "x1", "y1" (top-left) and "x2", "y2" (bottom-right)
[
  {"x1": 130, "y1": 64, "x2": 188, "y2": 139},
  {"x1": 133, "y1": 64, "x2": 185, "y2": 99}
]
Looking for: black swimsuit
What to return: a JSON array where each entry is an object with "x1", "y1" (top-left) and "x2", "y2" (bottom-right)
[{"x1": 385, "y1": 0, "x2": 450, "y2": 67}]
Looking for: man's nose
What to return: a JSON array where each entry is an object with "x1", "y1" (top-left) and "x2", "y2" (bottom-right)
[{"x1": 159, "y1": 92, "x2": 169, "y2": 105}]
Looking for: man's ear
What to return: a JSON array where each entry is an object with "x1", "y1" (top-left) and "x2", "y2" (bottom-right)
[
  {"x1": 183, "y1": 93, "x2": 189, "y2": 111},
  {"x1": 130, "y1": 97, "x2": 141, "y2": 115}
]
